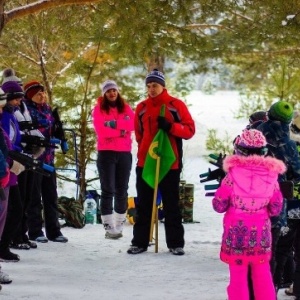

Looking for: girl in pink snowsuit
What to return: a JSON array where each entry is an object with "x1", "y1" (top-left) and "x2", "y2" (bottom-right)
[{"x1": 212, "y1": 129, "x2": 285, "y2": 300}]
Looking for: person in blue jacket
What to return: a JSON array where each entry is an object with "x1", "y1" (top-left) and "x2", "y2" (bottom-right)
[{"x1": 257, "y1": 101, "x2": 300, "y2": 294}]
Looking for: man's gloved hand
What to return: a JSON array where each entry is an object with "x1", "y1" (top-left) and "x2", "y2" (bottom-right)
[
  {"x1": 104, "y1": 120, "x2": 117, "y2": 129},
  {"x1": 10, "y1": 161, "x2": 25, "y2": 175},
  {"x1": 157, "y1": 116, "x2": 172, "y2": 132}
]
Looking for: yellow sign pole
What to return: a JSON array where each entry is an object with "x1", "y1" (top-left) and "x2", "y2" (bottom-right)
[{"x1": 149, "y1": 156, "x2": 161, "y2": 253}]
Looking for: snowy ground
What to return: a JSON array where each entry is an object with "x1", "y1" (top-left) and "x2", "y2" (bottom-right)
[{"x1": 1, "y1": 91, "x2": 293, "y2": 299}]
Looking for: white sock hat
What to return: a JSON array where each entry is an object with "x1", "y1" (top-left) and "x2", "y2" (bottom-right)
[{"x1": 101, "y1": 80, "x2": 119, "y2": 96}]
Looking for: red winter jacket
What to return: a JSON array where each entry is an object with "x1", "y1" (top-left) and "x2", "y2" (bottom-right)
[{"x1": 135, "y1": 89, "x2": 195, "y2": 170}]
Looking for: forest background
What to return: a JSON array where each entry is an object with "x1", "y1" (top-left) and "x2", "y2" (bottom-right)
[{"x1": 0, "y1": 0, "x2": 299, "y2": 201}]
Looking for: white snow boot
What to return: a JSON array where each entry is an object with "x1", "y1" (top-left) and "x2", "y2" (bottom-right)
[
  {"x1": 115, "y1": 212, "x2": 126, "y2": 235},
  {"x1": 101, "y1": 214, "x2": 122, "y2": 239},
  {"x1": 0, "y1": 265, "x2": 12, "y2": 284}
]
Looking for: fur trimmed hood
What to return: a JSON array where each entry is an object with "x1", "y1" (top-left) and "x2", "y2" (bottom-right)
[{"x1": 223, "y1": 154, "x2": 286, "y2": 174}]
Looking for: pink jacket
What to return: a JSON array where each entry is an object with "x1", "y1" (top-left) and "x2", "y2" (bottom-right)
[
  {"x1": 92, "y1": 100, "x2": 134, "y2": 152},
  {"x1": 212, "y1": 154, "x2": 285, "y2": 265}
]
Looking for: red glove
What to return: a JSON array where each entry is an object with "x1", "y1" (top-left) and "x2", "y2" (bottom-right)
[{"x1": 0, "y1": 168, "x2": 10, "y2": 188}]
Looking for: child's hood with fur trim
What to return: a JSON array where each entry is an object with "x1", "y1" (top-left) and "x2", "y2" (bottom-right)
[
  {"x1": 223, "y1": 154, "x2": 286, "y2": 198},
  {"x1": 223, "y1": 154, "x2": 286, "y2": 174}
]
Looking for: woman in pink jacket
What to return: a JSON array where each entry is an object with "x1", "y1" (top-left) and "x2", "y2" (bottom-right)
[
  {"x1": 212, "y1": 129, "x2": 285, "y2": 300},
  {"x1": 92, "y1": 80, "x2": 134, "y2": 239}
]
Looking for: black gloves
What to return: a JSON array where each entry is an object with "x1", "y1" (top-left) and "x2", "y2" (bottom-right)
[
  {"x1": 205, "y1": 168, "x2": 226, "y2": 183},
  {"x1": 157, "y1": 116, "x2": 172, "y2": 132}
]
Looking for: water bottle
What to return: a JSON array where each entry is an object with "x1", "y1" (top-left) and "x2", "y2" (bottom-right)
[{"x1": 84, "y1": 195, "x2": 97, "y2": 225}]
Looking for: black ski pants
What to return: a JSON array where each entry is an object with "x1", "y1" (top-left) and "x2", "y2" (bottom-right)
[
  {"x1": 273, "y1": 219, "x2": 298, "y2": 286},
  {"x1": 27, "y1": 171, "x2": 62, "y2": 240},
  {"x1": 12, "y1": 170, "x2": 35, "y2": 244},
  {"x1": 131, "y1": 167, "x2": 184, "y2": 249},
  {"x1": 0, "y1": 185, "x2": 22, "y2": 252},
  {"x1": 97, "y1": 151, "x2": 132, "y2": 215},
  {"x1": 290, "y1": 219, "x2": 300, "y2": 297}
]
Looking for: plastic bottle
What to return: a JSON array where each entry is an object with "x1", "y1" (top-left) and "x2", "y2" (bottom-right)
[{"x1": 84, "y1": 195, "x2": 97, "y2": 225}]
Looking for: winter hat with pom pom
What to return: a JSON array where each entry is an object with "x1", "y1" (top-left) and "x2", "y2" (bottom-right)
[
  {"x1": 1, "y1": 81, "x2": 24, "y2": 101},
  {"x1": 145, "y1": 69, "x2": 165, "y2": 87},
  {"x1": 2, "y1": 68, "x2": 23, "y2": 86},
  {"x1": 234, "y1": 129, "x2": 268, "y2": 156}
]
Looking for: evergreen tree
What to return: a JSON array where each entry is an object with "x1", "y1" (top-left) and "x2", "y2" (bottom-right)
[{"x1": 1, "y1": 0, "x2": 300, "y2": 198}]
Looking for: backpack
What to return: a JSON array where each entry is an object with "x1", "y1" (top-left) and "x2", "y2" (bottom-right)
[
  {"x1": 126, "y1": 195, "x2": 164, "y2": 225},
  {"x1": 127, "y1": 197, "x2": 137, "y2": 224},
  {"x1": 57, "y1": 196, "x2": 85, "y2": 229}
]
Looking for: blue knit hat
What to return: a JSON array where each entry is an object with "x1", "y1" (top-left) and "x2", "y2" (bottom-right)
[
  {"x1": 145, "y1": 69, "x2": 165, "y2": 87},
  {"x1": 268, "y1": 101, "x2": 294, "y2": 124},
  {"x1": 1, "y1": 81, "x2": 24, "y2": 101}
]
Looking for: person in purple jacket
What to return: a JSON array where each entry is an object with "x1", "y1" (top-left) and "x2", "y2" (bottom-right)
[
  {"x1": 0, "y1": 88, "x2": 13, "y2": 286},
  {"x1": 24, "y1": 81, "x2": 67, "y2": 244},
  {"x1": 92, "y1": 80, "x2": 134, "y2": 239},
  {"x1": 212, "y1": 129, "x2": 285, "y2": 300},
  {"x1": 0, "y1": 81, "x2": 26, "y2": 262}
]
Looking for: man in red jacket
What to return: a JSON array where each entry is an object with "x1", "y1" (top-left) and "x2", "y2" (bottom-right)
[{"x1": 127, "y1": 69, "x2": 195, "y2": 255}]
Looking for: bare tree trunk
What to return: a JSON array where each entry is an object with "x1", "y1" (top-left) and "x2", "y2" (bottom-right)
[
  {"x1": 147, "y1": 55, "x2": 165, "y2": 72},
  {"x1": 78, "y1": 108, "x2": 88, "y2": 203},
  {"x1": 77, "y1": 42, "x2": 101, "y2": 203}
]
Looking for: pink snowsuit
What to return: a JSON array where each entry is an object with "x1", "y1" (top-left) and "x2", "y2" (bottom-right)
[{"x1": 212, "y1": 154, "x2": 286, "y2": 300}]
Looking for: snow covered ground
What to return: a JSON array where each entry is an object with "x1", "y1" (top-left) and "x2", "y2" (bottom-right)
[{"x1": 1, "y1": 91, "x2": 292, "y2": 299}]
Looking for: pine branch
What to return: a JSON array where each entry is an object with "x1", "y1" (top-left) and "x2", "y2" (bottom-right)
[{"x1": 2, "y1": 0, "x2": 105, "y2": 32}]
